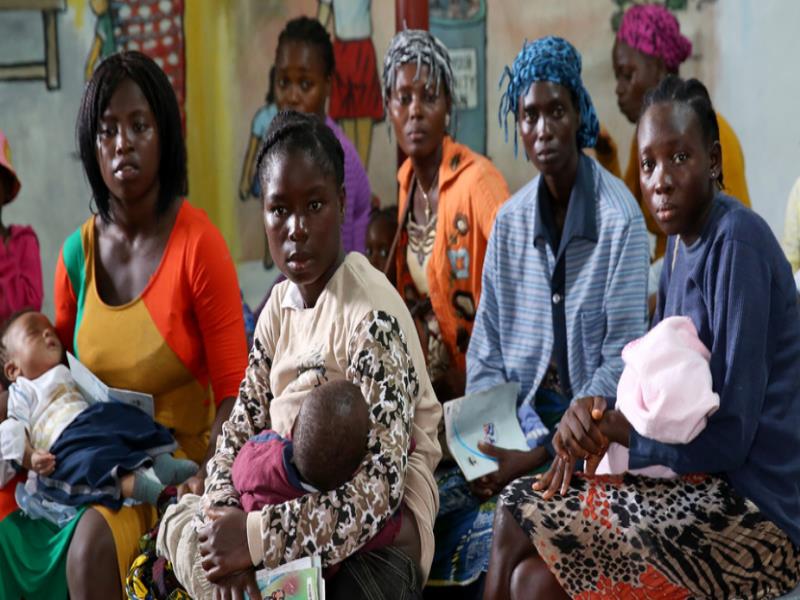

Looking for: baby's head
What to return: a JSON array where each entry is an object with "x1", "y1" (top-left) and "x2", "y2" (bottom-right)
[
  {"x1": 292, "y1": 380, "x2": 369, "y2": 492},
  {"x1": 0, "y1": 310, "x2": 63, "y2": 383},
  {"x1": 365, "y1": 207, "x2": 398, "y2": 284}
]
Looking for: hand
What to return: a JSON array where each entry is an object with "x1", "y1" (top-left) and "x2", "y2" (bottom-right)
[
  {"x1": 555, "y1": 396, "x2": 609, "y2": 461},
  {"x1": 198, "y1": 506, "x2": 253, "y2": 582},
  {"x1": 596, "y1": 409, "x2": 631, "y2": 451},
  {"x1": 532, "y1": 440, "x2": 576, "y2": 500},
  {"x1": 31, "y1": 450, "x2": 56, "y2": 476},
  {"x1": 468, "y1": 444, "x2": 547, "y2": 501},
  {"x1": 212, "y1": 568, "x2": 260, "y2": 600},
  {"x1": 177, "y1": 473, "x2": 205, "y2": 498}
]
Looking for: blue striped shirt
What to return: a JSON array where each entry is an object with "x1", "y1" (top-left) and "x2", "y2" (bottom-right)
[{"x1": 467, "y1": 155, "x2": 649, "y2": 424}]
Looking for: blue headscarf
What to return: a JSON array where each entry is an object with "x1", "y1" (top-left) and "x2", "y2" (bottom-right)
[{"x1": 499, "y1": 36, "x2": 599, "y2": 154}]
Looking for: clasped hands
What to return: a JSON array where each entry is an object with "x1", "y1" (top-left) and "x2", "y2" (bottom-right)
[
  {"x1": 198, "y1": 505, "x2": 260, "y2": 600},
  {"x1": 533, "y1": 396, "x2": 630, "y2": 500}
]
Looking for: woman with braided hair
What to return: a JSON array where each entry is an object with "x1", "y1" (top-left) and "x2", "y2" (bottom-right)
[
  {"x1": 434, "y1": 35, "x2": 649, "y2": 598},
  {"x1": 383, "y1": 29, "x2": 509, "y2": 405}
]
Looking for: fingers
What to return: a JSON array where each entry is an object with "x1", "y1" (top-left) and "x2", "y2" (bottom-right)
[
  {"x1": 246, "y1": 572, "x2": 260, "y2": 600},
  {"x1": 542, "y1": 457, "x2": 566, "y2": 500},
  {"x1": 206, "y1": 507, "x2": 227, "y2": 521},
  {"x1": 564, "y1": 416, "x2": 602, "y2": 456},
  {"x1": 559, "y1": 455, "x2": 576, "y2": 496},
  {"x1": 585, "y1": 453, "x2": 602, "y2": 476},
  {"x1": 552, "y1": 432, "x2": 568, "y2": 460},
  {"x1": 477, "y1": 441, "x2": 500, "y2": 458},
  {"x1": 591, "y1": 396, "x2": 607, "y2": 421},
  {"x1": 532, "y1": 460, "x2": 558, "y2": 492}
]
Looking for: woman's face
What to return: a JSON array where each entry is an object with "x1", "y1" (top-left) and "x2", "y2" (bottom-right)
[
  {"x1": 637, "y1": 102, "x2": 720, "y2": 244},
  {"x1": 613, "y1": 40, "x2": 667, "y2": 124},
  {"x1": 274, "y1": 40, "x2": 330, "y2": 118},
  {"x1": 518, "y1": 81, "x2": 580, "y2": 179},
  {"x1": 262, "y1": 149, "x2": 344, "y2": 293},
  {"x1": 388, "y1": 63, "x2": 449, "y2": 161},
  {"x1": 95, "y1": 78, "x2": 160, "y2": 204}
]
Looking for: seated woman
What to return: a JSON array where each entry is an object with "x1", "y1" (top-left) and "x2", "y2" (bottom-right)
[
  {"x1": 596, "y1": 2, "x2": 751, "y2": 263},
  {"x1": 0, "y1": 51, "x2": 248, "y2": 599},
  {"x1": 429, "y1": 36, "x2": 649, "y2": 598},
  {"x1": 155, "y1": 111, "x2": 442, "y2": 599},
  {"x1": 382, "y1": 30, "x2": 509, "y2": 403},
  {"x1": 486, "y1": 76, "x2": 800, "y2": 600}
]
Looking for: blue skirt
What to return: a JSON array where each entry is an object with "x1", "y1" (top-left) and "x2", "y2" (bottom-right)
[{"x1": 37, "y1": 402, "x2": 177, "y2": 509}]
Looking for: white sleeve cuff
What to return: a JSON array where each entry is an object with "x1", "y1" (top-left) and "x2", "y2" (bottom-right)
[{"x1": 246, "y1": 510, "x2": 264, "y2": 567}]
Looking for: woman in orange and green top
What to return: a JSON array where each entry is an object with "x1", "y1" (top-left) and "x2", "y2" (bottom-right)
[
  {"x1": 383, "y1": 30, "x2": 509, "y2": 403},
  {"x1": 0, "y1": 52, "x2": 248, "y2": 600},
  {"x1": 596, "y1": 3, "x2": 750, "y2": 263}
]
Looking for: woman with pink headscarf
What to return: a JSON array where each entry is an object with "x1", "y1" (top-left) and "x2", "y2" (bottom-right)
[{"x1": 596, "y1": 3, "x2": 750, "y2": 265}]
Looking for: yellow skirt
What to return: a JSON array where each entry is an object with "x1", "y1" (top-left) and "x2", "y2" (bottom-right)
[{"x1": 94, "y1": 503, "x2": 158, "y2": 585}]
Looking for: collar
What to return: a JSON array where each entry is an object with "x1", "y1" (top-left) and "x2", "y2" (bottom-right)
[
  {"x1": 282, "y1": 441, "x2": 319, "y2": 494},
  {"x1": 396, "y1": 135, "x2": 475, "y2": 195},
  {"x1": 533, "y1": 154, "x2": 598, "y2": 257},
  {"x1": 283, "y1": 282, "x2": 306, "y2": 311}
]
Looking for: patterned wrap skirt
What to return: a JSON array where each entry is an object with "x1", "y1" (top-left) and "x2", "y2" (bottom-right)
[{"x1": 499, "y1": 472, "x2": 800, "y2": 599}]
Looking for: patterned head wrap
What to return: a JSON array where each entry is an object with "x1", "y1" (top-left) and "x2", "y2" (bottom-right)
[
  {"x1": 499, "y1": 36, "x2": 599, "y2": 153},
  {"x1": 617, "y1": 4, "x2": 692, "y2": 72},
  {"x1": 382, "y1": 29, "x2": 455, "y2": 112}
]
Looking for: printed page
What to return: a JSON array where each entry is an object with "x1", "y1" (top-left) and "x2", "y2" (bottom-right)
[
  {"x1": 67, "y1": 353, "x2": 154, "y2": 417},
  {"x1": 444, "y1": 382, "x2": 528, "y2": 481},
  {"x1": 255, "y1": 556, "x2": 324, "y2": 600}
]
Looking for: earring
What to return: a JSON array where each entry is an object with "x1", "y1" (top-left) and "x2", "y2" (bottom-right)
[
  {"x1": 445, "y1": 114, "x2": 451, "y2": 129},
  {"x1": 710, "y1": 170, "x2": 718, "y2": 179}
]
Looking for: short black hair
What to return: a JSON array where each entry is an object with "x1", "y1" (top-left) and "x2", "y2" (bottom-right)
[
  {"x1": 641, "y1": 75, "x2": 723, "y2": 187},
  {"x1": 265, "y1": 65, "x2": 276, "y2": 105},
  {"x1": 369, "y1": 206, "x2": 397, "y2": 228},
  {"x1": 0, "y1": 308, "x2": 37, "y2": 368},
  {"x1": 76, "y1": 51, "x2": 187, "y2": 222},
  {"x1": 293, "y1": 380, "x2": 370, "y2": 492},
  {"x1": 255, "y1": 110, "x2": 344, "y2": 195},
  {"x1": 276, "y1": 16, "x2": 334, "y2": 77}
]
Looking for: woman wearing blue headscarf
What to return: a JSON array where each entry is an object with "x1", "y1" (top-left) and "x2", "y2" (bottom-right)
[{"x1": 426, "y1": 36, "x2": 648, "y2": 598}]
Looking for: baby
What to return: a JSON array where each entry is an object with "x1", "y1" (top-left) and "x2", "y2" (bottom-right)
[
  {"x1": 0, "y1": 310, "x2": 197, "y2": 508},
  {"x1": 231, "y1": 379, "x2": 404, "y2": 557},
  {"x1": 596, "y1": 316, "x2": 720, "y2": 477}
]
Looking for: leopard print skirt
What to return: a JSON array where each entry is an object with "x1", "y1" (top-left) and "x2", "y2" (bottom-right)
[{"x1": 500, "y1": 473, "x2": 800, "y2": 599}]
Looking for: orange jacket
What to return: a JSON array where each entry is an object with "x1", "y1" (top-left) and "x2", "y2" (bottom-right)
[
  {"x1": 395, "y1": 136, "x2": 509, "y2": 372},
  {"x1": 596, "y1": 112, "x2": 750, "y2": 260}
]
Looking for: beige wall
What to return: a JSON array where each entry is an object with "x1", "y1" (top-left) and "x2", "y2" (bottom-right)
[{"x1": 2, "y1": 1, "x2": 798, "y2": 316}]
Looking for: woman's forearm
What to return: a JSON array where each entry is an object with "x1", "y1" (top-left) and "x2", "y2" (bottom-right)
[{"x1": 201, "y1": 396, "x2": 236, "y2": 471}]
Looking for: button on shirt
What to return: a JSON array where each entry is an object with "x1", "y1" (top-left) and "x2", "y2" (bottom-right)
[{"x1": 466, "y1": 154, "x2": 649, "y2": 427}]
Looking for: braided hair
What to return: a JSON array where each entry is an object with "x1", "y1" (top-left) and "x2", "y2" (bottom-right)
[
  {"x1": 382, "y1": 29, "x2": 455, "y2": 113},
  {"x1": 276, "y1": 16, "x2": 334, "y2": 77},
  {"x1": 641, "y1": 75, "x2": 723, "y2": 188},
  {"x1": 499, "y1": 36, "x2": 599, "y2": 155},
  {"x1": 255, "y1": 110, "x2": 344, "y2": 193},
  {"x1": 77, "y1": 51, "x2": 187, "y2": 222}
]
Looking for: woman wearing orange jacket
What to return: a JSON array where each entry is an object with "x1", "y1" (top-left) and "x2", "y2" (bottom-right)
[{"x1": 383, "y1": 29, "x2": 509, "y2": 402}]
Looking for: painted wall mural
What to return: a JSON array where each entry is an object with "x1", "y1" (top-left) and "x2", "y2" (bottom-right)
[
  {"x1": 318, "y1": 0, "x2": 383, "y2": 168},
  {"x1": 85, "y1": 0, "x2": 186, "y2": 123},
  {"x1": 0, "y1": 0, "x2": 66, "y2": 90}
]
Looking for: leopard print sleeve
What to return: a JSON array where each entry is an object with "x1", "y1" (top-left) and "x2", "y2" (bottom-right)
[
  {"x1": 251, "y1": 309, "x2": 417, "y2": 568},
  {"x1": 202, "y1": 336, "x2": 274, "y2": 511}
]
